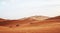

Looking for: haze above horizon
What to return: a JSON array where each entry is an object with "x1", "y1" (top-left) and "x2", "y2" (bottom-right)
[{"x1": 0, "y1": 0, "x2": 60, "y2": 19}]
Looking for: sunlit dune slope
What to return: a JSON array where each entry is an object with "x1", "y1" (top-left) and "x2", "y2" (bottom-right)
[{"x1": 18, "y1": 16, "x2": 60, "y2": 27}]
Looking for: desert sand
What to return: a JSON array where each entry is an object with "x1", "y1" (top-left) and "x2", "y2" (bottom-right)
[{"x1": 0, "y1": 16, "x2": 60, "y2": 33}]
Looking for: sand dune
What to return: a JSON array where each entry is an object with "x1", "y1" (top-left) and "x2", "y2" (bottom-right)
[
  {"x1": 0, "y1": 16, "x2": 49, "y2": 27},
  {"x1": 0, "y1": 16, "x2": 60, "y2": 33}
]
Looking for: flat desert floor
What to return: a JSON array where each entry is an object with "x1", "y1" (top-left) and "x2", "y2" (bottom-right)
[{"x1": 0, "y1": 22, "x2": 60, "y2": 33}]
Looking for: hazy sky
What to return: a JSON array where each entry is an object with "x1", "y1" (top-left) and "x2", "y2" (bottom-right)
[{"x1": 0, "y1": 0, "x2": 60, "y2": 19}]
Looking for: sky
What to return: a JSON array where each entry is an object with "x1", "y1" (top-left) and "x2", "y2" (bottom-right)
[{"x1": 0, "y1": 0, "x2": 60, "y2": 19}]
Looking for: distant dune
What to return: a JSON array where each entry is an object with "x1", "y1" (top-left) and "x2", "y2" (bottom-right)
[
  {"x1": 0, "y1": 18, "x2": 7, "y2": 22},
  {"x1": 0, "y1": 16, "x2": 60, "y2": 33},
  {"x1": 0, "y1": 16, "x2": 49, "y2": 27}
]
